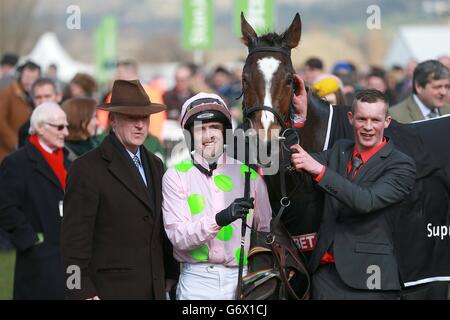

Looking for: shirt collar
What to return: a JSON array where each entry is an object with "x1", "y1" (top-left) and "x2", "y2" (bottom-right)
[
  {"x1": 37, "y1": 137, "x2": 57, "y2": 153},
  {"x1": 126, "y1": 146, "x2": 141, "y2": 160},
  {"x1": 353, "y1": 137, "x2": 388, "y2": 164},
  {"x1": 413, "y1": 94, "x2": 436, "y2": 118}
]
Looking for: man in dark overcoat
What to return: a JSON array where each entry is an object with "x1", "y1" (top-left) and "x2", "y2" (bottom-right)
[
  {"x1": 61, "y1": 80, "x2": 179, "y2": 300},
  {"x1": 0, "y1": 102, "x2": 70, "y2": 299}
]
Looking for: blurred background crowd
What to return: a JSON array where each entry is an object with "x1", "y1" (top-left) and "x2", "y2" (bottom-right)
[
  {"x1": 1, "y1": 54, "x2": 448, "y2": 166},
  {"x1": 0, "y1": 0, "x2": 449, "y2": 299}
]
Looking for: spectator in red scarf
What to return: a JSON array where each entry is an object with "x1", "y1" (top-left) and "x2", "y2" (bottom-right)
[{"x1": 0, "y1": 102, "x2": 70, "y2": 299}]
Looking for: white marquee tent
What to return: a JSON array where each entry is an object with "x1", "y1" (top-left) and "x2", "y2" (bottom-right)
[
  {"x1": 384, "y1": 25, "x2": 450, "y2": 68},
  {"x1": 25, "y1": 32, "x2": 94, "y2": 82}
]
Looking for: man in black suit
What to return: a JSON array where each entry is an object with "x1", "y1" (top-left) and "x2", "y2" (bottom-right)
[{"x1": 290, "y1": 89, "x2": 416, "y2": 299}]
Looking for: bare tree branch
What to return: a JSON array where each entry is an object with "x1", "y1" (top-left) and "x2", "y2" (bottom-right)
[{"x1": 0, "y1": 0, "x2": 40, "y2": 55}]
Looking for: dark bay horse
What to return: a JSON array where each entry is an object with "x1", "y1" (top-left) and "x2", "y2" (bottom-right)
[
  {"x1": 240, "y1": 12, "x2": 332, "y2": 263},
  {"x1": 240, "y1": 12, "x2": 450, "y2": 287}
]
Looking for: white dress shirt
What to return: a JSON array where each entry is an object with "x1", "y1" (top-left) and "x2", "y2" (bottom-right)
[{"x1": 413, "y1": 94, "x2": 440, "y2": 119}]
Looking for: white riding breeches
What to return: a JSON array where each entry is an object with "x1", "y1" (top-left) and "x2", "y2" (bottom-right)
[{"x1": 176, "y1": 263, "x2": 247, "y2": 300}]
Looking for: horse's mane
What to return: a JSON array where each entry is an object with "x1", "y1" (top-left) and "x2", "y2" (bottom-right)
[
  {"x1": 257, "y1": 32, "x2": 284, "y2": 47},
  {"x1": 246, "y1": 31, "x2": 292, "y2": 58}
]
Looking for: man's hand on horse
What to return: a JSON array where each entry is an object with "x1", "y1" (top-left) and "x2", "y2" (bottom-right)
[
  {"x1": 293, "y1": 74, "x2": 307, "y2": 119},
  {"x1": 290, "y1": 144, "x2": 323, "y2": 177}
]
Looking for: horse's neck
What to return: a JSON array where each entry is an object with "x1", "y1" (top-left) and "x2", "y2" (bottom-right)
[{"x1": 301, "y1": 89, "x2": 332, "y2": 153}]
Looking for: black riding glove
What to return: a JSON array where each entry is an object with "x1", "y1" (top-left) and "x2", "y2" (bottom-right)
[{"x1": 215, "y1": 197, "x2": 255, "y2": 227}]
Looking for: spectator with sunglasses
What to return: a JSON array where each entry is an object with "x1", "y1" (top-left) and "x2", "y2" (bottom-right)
[{"x1": 0, "y1": 102, "x2": 70, "y2": 299}]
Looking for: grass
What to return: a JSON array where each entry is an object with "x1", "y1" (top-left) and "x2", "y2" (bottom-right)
[{"x1": 0, "y1": 250, "x2": 15, "y2": 300}]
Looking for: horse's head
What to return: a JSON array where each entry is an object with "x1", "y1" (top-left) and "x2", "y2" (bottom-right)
[{"x1": 241, "y1": 12, "x2": 302, "y2": 143}]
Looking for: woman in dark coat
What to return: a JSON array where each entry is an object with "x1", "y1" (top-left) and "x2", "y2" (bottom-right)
[{"x1": 0, "y1": 102, "x2": 70, "y2": 299}]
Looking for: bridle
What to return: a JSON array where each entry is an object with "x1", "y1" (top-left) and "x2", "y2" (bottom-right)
[
  {"x1": 242, "y1": 46, "x2": 298, "y2": 135},
  {"x1": 241, "y1": 45, "x2": 301, "y2": 165},
  {"x1": 236, "y1": 45, "x2": 307, "y2": 300},
  {"x1": 241, "y1": 44, "x2": 303, "y2": 195}
]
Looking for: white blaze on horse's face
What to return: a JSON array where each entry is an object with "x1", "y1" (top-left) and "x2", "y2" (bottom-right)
[{"x1": 257, "y1": 57, "x2": 281, "y2": 141}]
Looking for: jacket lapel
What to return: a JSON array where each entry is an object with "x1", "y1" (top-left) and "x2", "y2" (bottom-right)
[
  {"x1": 26, "y1": 142, "x2": 63, "y2": 191},
  {"x1": 101, "y1": 135, "x2": 154, "y2": 212},
  {"x1": 441, "y1": 105, "x2": 450, "y2": 115},
  {"x1": 142, "y1": 148, "x2": 162, "y2": 227},
  {"x1": 150, "y1": 158, "x2": 162, "y2": 218},
  {"x1": 407, "y1": 97, "x2": 425, "y2": 121},
  {"x1": 140, "y1": 146, "x2": 156, "y2": 213},
  {"x1": 339, "y1": 143, "x2": 353, "y2": 176},
  {"x1": 328, "y1": 143, "x2": 353, "y2": 216},
  {"x1": 353, "y1": 140, "x2": 393, "y2": 183}
]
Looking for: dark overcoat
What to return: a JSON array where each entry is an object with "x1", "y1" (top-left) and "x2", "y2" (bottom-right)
[
  {"x1": 61, "y1": 133, "x2": 179, "y2": 300},
  {"x1": 0, "y1": 140, "x2": 69, "y2": 299}
]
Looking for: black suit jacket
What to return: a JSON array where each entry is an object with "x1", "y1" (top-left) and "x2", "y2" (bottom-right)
[
  {"x1": 0, "y1": 140, "x2": 70, "y2": 299},
  {"x1": 309, "y1": 139, "x2": 416, "y2": 291},
  {"x1": 61, "y1": 133, "x2": 179, "y2": 300}
]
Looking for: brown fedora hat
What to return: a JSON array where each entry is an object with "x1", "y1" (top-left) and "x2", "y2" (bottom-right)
[{"x1": 97, "y1": 79, "x2": 166, "y2": 115}]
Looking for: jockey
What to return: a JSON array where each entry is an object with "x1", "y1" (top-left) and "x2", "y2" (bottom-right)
[{"x1": 162, "y1": 92, "x2": 272, "y2": 300}]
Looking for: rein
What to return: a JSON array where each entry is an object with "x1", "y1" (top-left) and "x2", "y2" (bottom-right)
[{"x1": 236, "y1": 46, "x2": 302, "y2": 299}]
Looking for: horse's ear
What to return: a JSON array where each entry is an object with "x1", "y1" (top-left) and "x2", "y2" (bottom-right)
[
  {"x1": 241, "y1": 12, "x2": 257, "y2": 47},
  {"x1": 282, "y1": 13, "x2": 302, "y2": 49}
]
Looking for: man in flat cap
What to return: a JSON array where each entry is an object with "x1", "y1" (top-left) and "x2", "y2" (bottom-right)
[{"x1": 61, "y1": 80, "x2": 179, "y2": 300}]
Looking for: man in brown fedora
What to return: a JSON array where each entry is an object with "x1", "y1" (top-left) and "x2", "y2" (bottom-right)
[{"x1": 61, "y1": 80, "x2": 179, "y2": 300}]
